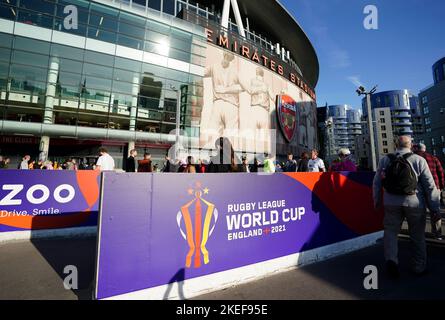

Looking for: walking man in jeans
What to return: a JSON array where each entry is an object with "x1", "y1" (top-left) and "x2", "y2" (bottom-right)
[{"x1": 373, "y1": 136, "x2": 440, "y2": 278}]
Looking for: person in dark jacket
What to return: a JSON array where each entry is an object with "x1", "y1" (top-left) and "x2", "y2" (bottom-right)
[
  {"x1": 207, "y1": 137, "x2": 239, "y2": 173},
  {"x1": 162, "y1": 156, "x2": 172, "y2": 172},
  {"x1": 207, "y1": 137, "x2": 241, "y2": 173},
  {"x1": 297, "y1": 152, "x2": 309, "y2": 172},
  {"x1": 125, "y1": 149, "x2": 137, "y2": 173},
  {"x1": 283, "y1": 152, "x2": 297, "y2": 172},
  {"x1": 249, "y1": 157, "x2": 260, "y2": 173},
  {"x1": 241, "y1": 156, "x2": 250, "y2": 172}
]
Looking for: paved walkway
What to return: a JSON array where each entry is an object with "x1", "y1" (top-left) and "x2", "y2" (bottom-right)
[
  {"x1": 0, "y1": 237, "x2": 95, "y2": 300},
  {"x1": 195, "y1": 238, "x2": 445, "y2": 300}
]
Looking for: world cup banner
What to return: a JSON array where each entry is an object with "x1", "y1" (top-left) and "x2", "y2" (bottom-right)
[
  {"x1": 95, "y1": 172, "x2": 384, "y2": 300},
  {"x1": 0, "y1": 170, "x2": 100, "y2": 232}
]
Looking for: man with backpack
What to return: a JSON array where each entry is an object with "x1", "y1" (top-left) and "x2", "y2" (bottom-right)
[{"x1": 373, "y1": 136, "x2": 440, "y2": 278}]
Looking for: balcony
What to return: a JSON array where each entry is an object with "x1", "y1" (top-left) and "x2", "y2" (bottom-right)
[
  {"x1": 392, "y1": 112, "x2": 410, "y2": 118},
  {"x1": 398, "y1": 128, "x2": 414, "y2": 134},
  {"x1": 393, "y1": 121, "x2": 412, "y2": 126}
]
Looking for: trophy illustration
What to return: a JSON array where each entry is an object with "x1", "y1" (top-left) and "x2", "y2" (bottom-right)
[{"x1": 176, "y1": 182, "x2": 218, "y2": 268}]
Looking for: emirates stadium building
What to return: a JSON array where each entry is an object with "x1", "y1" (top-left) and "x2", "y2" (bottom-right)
[{"x1": 0, "y1": 0, "x2": 319, "y2": 168}]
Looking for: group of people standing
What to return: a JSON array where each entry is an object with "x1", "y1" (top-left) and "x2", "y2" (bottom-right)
[
  {"x1": 123, "y1": 144, "x2": 359, "y2": 175},
  {"x1": 11, "y1": 155, "x2": 80, "y2": 171},
  {"x1": 281, "y1": 148, "x2": 357, "y2": 173},
  {"x1": 125, "y1": 149, "x2": 160, "y2": 173}
]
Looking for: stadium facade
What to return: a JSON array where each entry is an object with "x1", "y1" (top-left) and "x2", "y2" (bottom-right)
[{"x1": 0, "y1": 0, "x2": 319, "y2": 168}]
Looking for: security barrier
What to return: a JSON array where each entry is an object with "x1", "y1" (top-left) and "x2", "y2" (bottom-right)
[{"x1": 94, "y1": 172, "x2": 384, "y2": 300}]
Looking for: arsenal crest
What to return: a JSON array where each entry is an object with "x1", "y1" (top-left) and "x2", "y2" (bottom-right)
[{"x1": 276, "y1": 95, "x2": 297, "y2": 142}]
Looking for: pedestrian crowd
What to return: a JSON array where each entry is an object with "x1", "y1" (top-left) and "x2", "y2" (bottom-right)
[
  {"x1": 0, "y1": 138, "x2": 362, "y2": 174},
  {"x1": 0, "y1": 154, "x2": 91, "y2": 171},
  {"x1": 124, "y1": 138, "x2": 338, "y2": 174},
  {"x1": 2, "y1": 135, "x2": 444, "y2": 279}
]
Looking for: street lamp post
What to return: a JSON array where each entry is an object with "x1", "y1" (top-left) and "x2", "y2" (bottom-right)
[
  {"x1": 356, "y1": 85, "x2": 378, "y2": 171},
  {"x1": 325, "y1": 117, "x2": 333, "y2": 164}
]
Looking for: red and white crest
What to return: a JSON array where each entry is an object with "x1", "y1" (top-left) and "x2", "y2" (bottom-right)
[{"x1": 277, "y1": 95, "x2": 297, "y2": 142}]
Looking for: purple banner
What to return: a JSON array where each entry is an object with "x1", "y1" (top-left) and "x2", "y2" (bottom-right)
[
  {"x1": 0, "y1": 170, "x2": 100, "y2": 232},
  {"x1": 95, "y1": 172, "x2": 383, "y2": 299}
]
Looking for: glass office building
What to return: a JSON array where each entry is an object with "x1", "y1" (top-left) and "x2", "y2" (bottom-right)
[{"x1": 0, "y1": 0, "x2": 319, "y2": 168}]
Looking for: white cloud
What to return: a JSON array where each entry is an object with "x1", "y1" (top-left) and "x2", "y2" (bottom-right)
[
  {"x1": 331, "y1": 50, "x2": 351, "y2": 68},
  {"x1": 303, "y1": 5, "x2": 351, "y2": 69},
  {"x1": 347, "y1": 75, "x2": 364, "y2": 87}
]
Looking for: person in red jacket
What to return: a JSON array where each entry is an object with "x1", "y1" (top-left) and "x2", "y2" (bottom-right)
[
  {"x1": 198, "y1": 159, "x2": 207, "y2": 173},
  {"x1": 414, "y1": 143, "x2": 444, "y2": 240},
  {"x1": 137, "y1": 153, "x2": 153, "y2": 173}
]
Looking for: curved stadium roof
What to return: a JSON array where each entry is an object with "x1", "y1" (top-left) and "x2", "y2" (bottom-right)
[{"x1": 232, "y1": 0, "x2": 319, "y2": 88}]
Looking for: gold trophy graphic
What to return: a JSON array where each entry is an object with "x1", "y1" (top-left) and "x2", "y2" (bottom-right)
[{"x1": 176, "y1": 182, "x2": 218, "y2": 268}]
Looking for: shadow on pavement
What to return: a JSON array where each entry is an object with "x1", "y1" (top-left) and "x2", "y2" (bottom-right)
[{"x1": 29, "y1": 235, "x2": 96, "y2": 300}]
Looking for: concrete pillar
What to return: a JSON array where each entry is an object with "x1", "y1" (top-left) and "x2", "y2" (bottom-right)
[
  {"x1": 39, "y1": 136, "x2": 50, "y2": 162},
  {"x1": 128, "y1": 74, "x2": 139, "y2": 157},
  {"x1": 44, "y1": 56, "x2": 59, "y2": 124},
  {"x1": 129, "y1": 74, "x2": 139, "y2": 132},
  {"x1": 40, "y1": 56, "x2": 59, "y2": 162}
]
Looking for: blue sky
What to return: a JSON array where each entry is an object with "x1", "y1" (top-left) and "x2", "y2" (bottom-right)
[{"x1": 281, "y1": 0, "x2": 445, "y2": 109}]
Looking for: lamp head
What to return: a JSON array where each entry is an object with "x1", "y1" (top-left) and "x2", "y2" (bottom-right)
[{"x1": 356, "y1": 86, "x2": 366, "y2": 96}]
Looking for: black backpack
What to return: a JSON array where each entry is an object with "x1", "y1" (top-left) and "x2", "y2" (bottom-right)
[{"x1": 382, "y1": 153, "x2": 418, "y2": 195}]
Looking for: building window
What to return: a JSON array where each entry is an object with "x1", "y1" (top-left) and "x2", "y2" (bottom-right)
[
  {"x1": 132, "y1": 0, "x2": 147, "y2": 8},
  {"x1": 163, "y1": 0, "x2": 175, "y2": 15},
  {"x1": 383, "y1": 141, "x2": 388, "y2": 146},
  {"x1": 379, "y1": 110, "x2": 384, "y2": 116},
  {"x1": 381, "y1": 125, "x2": 386, "y2": 131},
  {"x1": 422, "y1": 96, "x2": 428, "y2": 104},
  {"x1": 432, "y1": 138, "x2": 436, "y2": 146},
  {"x1": 383, "y1": 148, "x2": 389, "y2": 154},
  {"x1": 382, "y1": 133, "x2": 387, "y2": 139},
  {"x1": 425, "y1": 117, "x2": 431, "y2": 125},
  {"x1": 148, "y1": 0, "x2": 162, "y2": 11},
  {"x1": 423, "y1": 106, "x2": 429, "y2": 115},
  {"x1": 394, "y1": 94, "x2": 400, "y2": 107},
  {"x1": 380, "y1": 118, "x2": 385, "y2": 123},
  {"x1": 384, "y1": 96, "x2": 390, "y2": 106},
  {"x1": 376, "y1": 96, "x2": 381, "y2": 107},
  {"x1": 435, "y1": 68, "x2": 440, "y2": 83}
]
